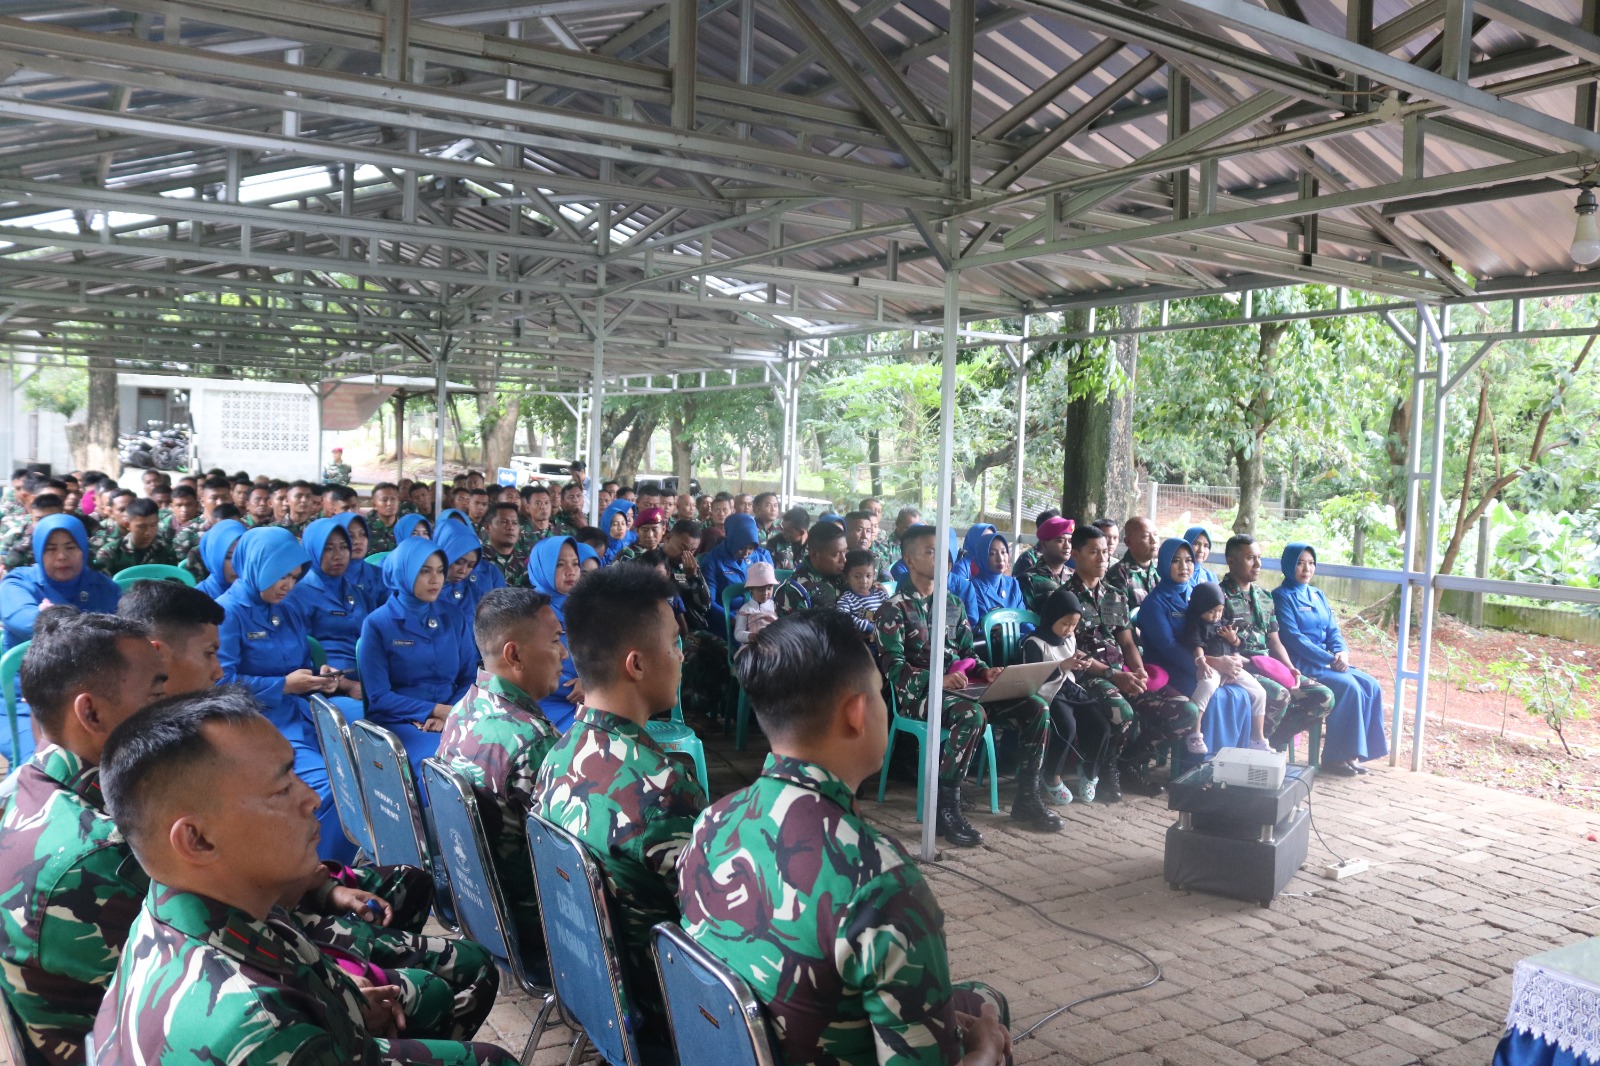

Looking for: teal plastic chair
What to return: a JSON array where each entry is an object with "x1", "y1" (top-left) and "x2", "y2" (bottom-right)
[
  {"x1": 307, "y1": 636, "x2": 327, "y2": 671},
  {"x1": 1287, "y1": 721, "x2": 1324, "y2": 767},
  {"x1": 876, "y1": 686, "x2": 999, "y2": 821},
  {"x1": 979, "y1": 608, "x2": 1037, "y2": 667},
  {"x1": 775, "y1": 569, "x2": 793, "y2": 583},
  {"x1": 112, "y1": 563, "x2": 196, "y2": 590},
  {"x1": 719, "y1": 582, "x2": 756, "y2": 750},
  {"x1": 1, "y1": 640, "x2": 29, "y2": 769},
  {"x1": 366, "y1": 550, "x2": 391, "y2": 567},
  {"x1": 646, "y1": 640, "x2": 708, "y2": 792}
]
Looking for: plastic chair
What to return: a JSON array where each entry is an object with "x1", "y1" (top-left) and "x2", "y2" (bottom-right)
[
  {"x1": 1287, "y1": 721, "x2": 1324, "y2": 767},
  {"x1": 350, "y1": 720, "x2": 457, "y2": 931},
  {"x1": 652, "y1": 923, "x2": 780, "y2": 1066},
  {"x1": 1, "y1": 984, "x2": 34, "y2": 1066},
  {"x1": 111, "y1": 563, "x2": 195, "y2": 590},
  {"x1": 719, "y1": 582, "x2": 755, "y2": 750},
  {"x1": 527, "y1": 813, "x2": 645, "y2": 1066},
  {"x1": 310, "y1": 695, "x2": 373, "y2": 860},
  {"x1": 1, "y1": 640, "x2": 28, "y2": 769},
  {"x1": 979, "y1": 607, "x2": 1038, "y2": 667},
  {"x1": 420, "y1": 760, "x2": 557, "y2": 1065},
  {"x1": 365, "y1": 550, "x2": 391, "y2": 567},
  {"x1": 644, "y1": 640, "x2": 707, "y2": 791},
  {"x1": 876, "y1": 687, "x2": 999, "y2": 820},
  {"x1": 775, "y1": 569, "x2": 793, "y2": 583},
  {"x1": 307, "y1": 636, "x2": 327, "y2": 671}
]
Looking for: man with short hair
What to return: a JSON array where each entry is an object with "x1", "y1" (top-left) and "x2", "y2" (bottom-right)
[
  {"x1": 877, "y1": 526, "x2": 1060, "y2": 845},
  {"x1": 439, "y1": 588, "x2": 566, "y2": 963},
  {"x1": 245, "y1": 484, "x2": 276, "y2": 529},
  {"x1": 698, "y1": 494, "x2": 733, "y2": 553},
  {"x1": 764, "y1": 505, "x2": 810, "y2": 571},
  {"x1": 171, "y1": 476, "x2": 233, "y2": 579},
  {"x1": 366, "y1": 482, "x2": 402, "y2": 552},
  {"x1": 1106, "y1": 515, "x2": 1159, "y2": 607},
  {"x1": 88, "y1": 490, "x2": 136, "y2": 555},
  {"x1": 680, "y1": 612, "x2": 1013, "y2": 1066},
  {"x1": 1, "y1": 478, "x2": 68, "y2": 571},
  {"x1": 775, "y1": 520, "x2": 849, "y2": 615},
  {"x1": 324, "y1": 446, "x2": 352, "y2": 487},
  {"x1": 118, "y1": 581, "x2": 225, "y2": 694},
  {"x1": 466, "y1": 488, "x2": 490, "y2": 527},
  {"x1": 480, "y1": 502, "x2": 530, "y2": 585},
  {"x1": 844, "y1": 510, "x2": 890, "y2": 582},
  {"x1": 750, "y1": 492, "x2": 781, "y2": 536},
  {"x1": 91, "y1": 691, "x2": 517, "y2": 1066},
  {"x1": 597, "y1": 480, "x2": 619, "y2": 514},
  {"x1": 1, "y1": 467, "x2": 27, "y2": 518},
  {"x1": 163, "y1": 485, "x2": 200, "y2": 535},
  {"x1": 1020, "y1": 516, "x2": 1074, "y2": 612},
  {"x1": 1092, "y1": 517, "x2": 1121, "y2": 557},
  {"x1": 534, "y1": 566, "x2": 705, "y2": 1043},
  {"x1": 660, "y1": 520, "x2": 710, "y2": 632},
  {"x1": 276, "y1": 480, "x2": 318, "y2": 536},
  {"x1": 0, "y1": 611, "x2": 168, "y2": 1066},
  {"x1": 674, "y1": 492, "x2": 696, "y2": 521},
  {"x1": 732, "y1": 493, "x2": 753, "y2": 516},
  {"x1": 1221, "y1": 534, "x2": 1335, "y2": 747},
  {"x1": 93, "y1": 498, "x2": 179, "y2": 575},
  {"x1": 552, "y1": 482, "x2": 586, "y2": 532}
]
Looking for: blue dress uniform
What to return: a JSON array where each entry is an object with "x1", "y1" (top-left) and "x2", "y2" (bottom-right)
[
  {"x1": 358, "y1": 538, "x2": 477, "y2": 777},
  {"x1": 194, "y1": 519, "x2": 246, "y2": 600},
  {"x1": 0, "y1": 514, "x2": 121, "y2": 652},
  {"x1": 216, "y1": 527, "x2": 354, "y2": 863},
  {"x1": 435, "y1": 521, "x2": 504, "y2": 626},
  {"x1": 294, "y1": 518, "x2": 370, "y2": 675},
  {"x1": 392, "y1": 513, "x2": 432, "y2": 541},
  {"x1": 525, "y1": 536, "x2": 582, "y2": 733},
  {"x1": 338, "y1": 514, "x2": 390, "y2": 613}
]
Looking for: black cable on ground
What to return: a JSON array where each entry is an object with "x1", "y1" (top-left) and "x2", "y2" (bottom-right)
[{"x1": 916, "y1": 857, "x2": 1164, "y2": 1043}]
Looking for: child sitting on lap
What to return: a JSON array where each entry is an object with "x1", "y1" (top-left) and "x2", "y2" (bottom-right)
[
  {"x1": 1183, "y1": 582, "x2": 1271, "y2": 753},
  {"x1": 734, "y1": 561, "x2": 778, "y2": 647},
  {"x1": 836, "y1": 549, "x2": 888, "y2": 642}
]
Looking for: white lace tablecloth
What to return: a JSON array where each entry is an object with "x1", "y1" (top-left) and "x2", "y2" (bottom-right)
[{"x1": 1506, "y1": 939, "x2": 1600, "y2": 1063}]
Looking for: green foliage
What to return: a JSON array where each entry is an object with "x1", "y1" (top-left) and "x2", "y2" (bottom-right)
[
  {"x1": 1485, "y1": 501, "x2": 1600, "y2": 589},
  {"x1": 20, "y1": 364, "x2": 87, "y2": 418},
  {"x1": 1509, "y1": 650, "x2": 1592, "y2": 755}
]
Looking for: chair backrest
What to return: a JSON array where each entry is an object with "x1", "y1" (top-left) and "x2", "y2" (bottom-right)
[
  {"x1": 112, "y1": 563, "x2": 196, "y2": 590},
  {"x1": 419, "y1": 759, "x2": 542, "y2": 993},
  {"x1": 527, "y1": 814, "x2": 642, "y2": 1066},
  {"x1": 307, "y1": 636, "x2": 327, "y2": 671},
  {"x1": 1, "y1": 640, "x2": 29, "y2": 765},
  {"x1": 349, "y1": 720, "x2": 430, "y2": 869},
  {"x1": 652, "y1": 923, "x2": 780, "y2": 1066},
  {"x1": 719, "y1": 581, "x2": 746, "y2": 643},
  {"x1": 0, "y1": 987, "x2": 37, "y2": 1066},
  {"x1": 980, "y1": 607, "x2": 1038, "y2": 667},
  {"x1": 775, "y1": 569, "x2": 793, "y2": 583},
  {"x1": 309, "y1": 695, "x2": 374, "y2": 856},
  {"x1": 366, "y1": 550, "x2": 391, "y2": 566}
]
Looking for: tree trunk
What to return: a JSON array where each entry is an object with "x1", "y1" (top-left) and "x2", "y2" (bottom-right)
[
  {"x1": 64, "y1": 423, "x2": 88, "y2": 471},
  {"x1": 1061, "y1": 306, "x2": 1138, "y2": 522},
  {"x1": 1233, "y1": 437, "x2": 1267, "y2": 534},
  {"x1": 1386, "y1": 391, "x2": 1411, "y2": 537},
  {"x1": 868, "y1": 429, "x2": 883, "y2": 497},
  {"x1": 85, "y1": 360, "x2": 119, "y2": 475},
  {"x1": 615, "y1": 408, "x2": 662, "y2": 485},
  {"x1": 481, "y1": 392, "x2": 521, "y2": 476},
  {"x1": 392, "y1": 393, "x2": 407, "y2": 466},
  {"x1": 669, "y1": 402, "x2": 696, "y2": 487}
]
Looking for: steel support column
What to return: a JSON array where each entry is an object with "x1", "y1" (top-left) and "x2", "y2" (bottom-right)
[
  {"x1": 919, "y1": 249, "x2": 961, "y2": 860},
  {"x1": 1010, "y1": 315, "x2": 1030, "y2": 542},
  {"x1": 433, "y1": 344, "x2": 447, "y2": 518},
  {"x1": 587, "y1": 296, "x2": 606, "y2": 527},
  {"x1": 1410, "y1": 308, "x2": 1452, "y2": 771}
]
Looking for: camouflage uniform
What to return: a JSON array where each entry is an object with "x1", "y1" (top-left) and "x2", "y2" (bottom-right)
[
  {"x1": 514, "y1": 522, "x2": 554, "y2": 555},
  {"x1": 871, "y1": 536, "x2": 898, "y2": 576},
  {"x1": 479, "y1": 546, "x2": 531, "y2": 587},
  {"x1": 1066, "y1": 573, "x2": 1199, "y2": 765},
  {"x1": 90, "y1": 534, "x2": 179, "y2": 576},
  {"x1": 549, "y1": 511, "x2": 583, "y2": 535},
  {"x1": 876, "y1": 585, "x2": 1048, "y2": 786},
  {"x1": 679, "y1": 754, "x2": 1008, "y2": 1066},
  {"x1": 278, "y1": 516, "x2": 315, "y2": 539},
  {"x1": 92, "y1": 883, "x2": 516, "y2": 1066},
  {"x1": 665, "y1": 557, "x2": 712, "y2": 633},
  {"x1": 1220, "y1": 575, "x2": 1335, "y2": 743},
  {"x1": 438, "y1": 677, "x2": 559, "y2": 962},
  {"x1": 325, "y1": 461, "x2": 353, "y2": 487},
  {"x1": 1020, "y1": 558, "x2": 1071, "y2": 614},
  {"x1": 0, "y1": 513, "x2": 36, "y2": 572},
  {"x1": 170, "y1": 516, "x2": 211, "y2": 580},
  {"x1": 534, "y1": 706, "x2": 706, "y2": 1037},
  {"x1": 764, "y1": 532, "x2": 805, "y2": 572},
  {"x1": 365, "y1": 512, "x2": 399, "y2": 554},
  {"x1": 1106, "y1": 554, "x2": 1160, "y2": 611},
  {"x1": 773, "y1": 562, "x2": 845, "y2": 616},
  {"x1": 0, "y1": 746, "x2": 147, "y2": 1066},
  {"x1": 0, "y1": 489, "x2": 20, "y2": 519}
]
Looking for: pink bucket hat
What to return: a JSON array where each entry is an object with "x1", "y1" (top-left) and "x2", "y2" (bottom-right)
[{"x1": 744, "y1": 561, "x2": 778, "y2": 588}]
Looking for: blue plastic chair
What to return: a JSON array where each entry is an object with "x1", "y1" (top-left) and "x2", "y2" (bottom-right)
[
  {"x1": 112, "y1": 563, "x2": 196, "y2": 590},
  {"x1": 876, "y1": 687, "x2": 999, "y2": 820},
  {"x1": 350, "y1": 719, "x2": 457, "y2": 932},
  {"x1": 652, "y1": 923, "x2": 780, "y2": 1066},
  {"x1": 1, "y1": 640, "x2": 29, "y2": 769},
  {"x1": 979, "y1": 607, "x2": 1038, "y2": 667},
  {"x1": 420, "y1": 760, "x2": 557, "y2": 1065},
  {"x1": 310, "y1": 695, "x2": 373, "y2": 860},
  {"x1": 644, "y1": 640, "x2": 707, "y2": 791},
  {"x1": 527, "y1": 813, "x2": 645, "y2": 1066}
]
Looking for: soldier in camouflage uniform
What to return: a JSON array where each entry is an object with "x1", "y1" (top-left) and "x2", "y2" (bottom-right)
[
  {"x1": 533, "y1": 566, "x2": 705, "y2": 1044},
  {"x1": 365, "y1": 483, "x2": 403, "y2": 554},
  {"x1": 325, "y1": 447, "x2": 353, "y2": 487},
  {"x1": 774, "y1": 521, "x2": 849, "y2": 615},
  {"x1": 516, "y1": 485, "x2": 558, "y2": 553},
  {"x1": 1066, "y1": 525, "x2": 1200, "y2": 800},
  {"x1": 92, "y1": 692, "x2": 516, "y2": 1066},
  {"x1": 438, "y1": 588, "x2": 565, "y2": 968},
  {"x1": 477, "y1": 502, "x2": 531, "y2": 586},
  {"x1": 764, "y1": 506, "x2": 810, "y2": 571},
  {"x1": 844, "y1": 511, "x2": 893, "y2": 583},
  {"x1": 1019, "y1": 516, "x2": 1074, "y2": 613},
  {"x1": 91, "y1": 499, "x2": 178, "y2": 575},
  {"x1": 680, "y1": 611, "x2": 1012, "y2": 1066},
  {"x1": 1219, "y1": 533, "x2": 1334, "y2": 746},
  {"x1": 1106, "y1": 515, "x2": 1160, "y2": 610},
  {"x1": 877, "y1": 526, "x2": 1060, "y2": 846}
]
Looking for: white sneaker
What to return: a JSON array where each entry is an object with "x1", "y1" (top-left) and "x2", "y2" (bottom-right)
[
  {"x1": 1249, "y1": 738, "x2": 1273, "y2": 752},
  {"x1": 1185, "y1": 732, "x2": 1209, "y2": 755}
]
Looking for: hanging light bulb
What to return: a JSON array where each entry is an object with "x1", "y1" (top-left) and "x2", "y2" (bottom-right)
[{"x1": 1572, "y1": 184, "x2": 1600, "y2": 266}]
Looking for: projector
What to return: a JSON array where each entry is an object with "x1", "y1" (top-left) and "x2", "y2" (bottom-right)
[{"x1": 1210, "y1": 747, "x2": 1287, "y2": 790}]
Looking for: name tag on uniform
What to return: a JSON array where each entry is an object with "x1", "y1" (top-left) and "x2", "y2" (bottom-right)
[
  {"x1": 391, "y1": 639, "x2": 415, "y2": 647},
  {"x1": 246, "y1": 631, "x2": 268, "y2": 640},
  {"x1": 330, "y1": 610, "x2": 348, "y2": 617}
]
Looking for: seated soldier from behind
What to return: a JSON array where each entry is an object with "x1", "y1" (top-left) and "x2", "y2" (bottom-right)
[
  {"x1": 0, "y1": 610, "x2": 167, "y2": 1066},
  {"x1": 534, "y1": 564, "x2": 706, "y2": 1045},
  {"x1": 93, "y1": 498, "x2": 178, "y2": 575},
  {"x1": 765, "y1": 505, "x2": 810, "y2": 572},
  {"x1": 679, "y1": 611, "x2": 1013, "y2": 1066},
  {"x1": 438, "y1": 587, "x2": 568, "y2": 969},
  {"x1": 774, "y1": 520, "x2": 849, "y2": 616},
  {"x1": 92, "y1": 690, "x2": 517, "y2": 1066}
]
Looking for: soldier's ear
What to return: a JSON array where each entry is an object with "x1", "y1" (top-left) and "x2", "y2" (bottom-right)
[
  {"x1": 839, "y1": 690, "x2": 869, "y2": 739},
  {"x1": 73, "y1": 691, "x2": 110, "y2": 738},
  {"x1": 169, "y1": 815, "x2": 220, "y2": 865}
]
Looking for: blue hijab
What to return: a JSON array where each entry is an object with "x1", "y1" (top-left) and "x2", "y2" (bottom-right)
[
  {"x1": 1138, "y1": 537, "x2": 1202, "y2": 689},
  {"x1": 527, "y1": 536, "x2": 579, "y2": 616},
  {"x1": 392, "y1": 513, "x2": 432, "y2": 541},
  {"x1": 575, "y1": 543, "x2": 600, "y2": 569},
  {"x1": 962, "y1": 523, "x2": 996, "y2": 578},
  {"x1": 334, "y1": 513, "x2": 388, "y2": 611},
  {"x1": 1279, "y1": 541, "x2": 1315, "y2": 589},
  {"x1": 219, "y1": 527, "x2": 311, "y2": 610},
  {"x1": 1183, "y1": 525, "x2": 1218, "y2": 586},
  {"x1": 962, "y1": 530, "x2": 1027, "y2": 626},
  {"x1": 598, "y1": 500, "x2": 636, "y2": 565},
  {"x1": 435, "y1": 520, "x2": 490, "y2": 614},
  {"x1": 299, "y1": 518, "x2": 358, "y2": 605},
  {"x1": 0, "y1": 515, "x2": 121, "y2": 650},
  {"x1": 380, "y1": 536, "x2": 451, "y2": 637},
  {"x1": 196, "y1": 519, "x2": 247, "y2": 599},
  {"x1": 438, "y1": 508, "x2": 471, "y2": 527}
]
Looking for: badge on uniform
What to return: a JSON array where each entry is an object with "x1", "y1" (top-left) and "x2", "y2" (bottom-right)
[
  {"x1": 392, "y1": 639, "x2": 415, "y2": 647},
  {"x1": 247, "y1": 631, "x2": 268, "y2": 640},
  {"x1": 426, "y1": 617, "x2": 439, "y2": 628}
]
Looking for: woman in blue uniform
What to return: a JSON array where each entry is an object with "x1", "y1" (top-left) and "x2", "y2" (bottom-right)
[
  {"x1": 435, "y1": 520, "x2": 505, "y2": 623},
  {"x1": 1, "y1": 514, "x2": 120, "y2": 652},
  {"x1": 295, "y1": 517, "x2": 373, "y2": 691},
  {"x1": 215, "y1": 525, "x2": 352, "y2": 861},
  {"x1": 392, "y1": 513, "x2": 432, "y2": 541},
  {"x1": 357, "y1": 536, "x2": 477, "y2": 775},
  {"x1": 194, "y1": 518, "x2": 246, "y2": 599},
  {"x1": 336, "y1": 512, "x2": 388, "y2": 612},
  {"x1": 525, "y1": 535, "x2": 583, "y2": 732}
]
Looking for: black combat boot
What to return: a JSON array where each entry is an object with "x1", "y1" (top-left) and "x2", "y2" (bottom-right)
[
  {"x1": 1098, "y1": 755, "x2": 1123, "y2": 803},
  {"x1": 1119, "y1": 757, "x2": 1166, "y2": 797},
  {"x1": 1010, "y1": 772, "x2": 1064, "y2": 832},
  {"x1": 936, "y1": 785, "x2": 984, "y2": 847}
]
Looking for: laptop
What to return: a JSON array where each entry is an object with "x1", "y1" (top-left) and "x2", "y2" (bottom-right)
[{"x1": 958, "y1": 660, "x2": 1062, "y2": 704}]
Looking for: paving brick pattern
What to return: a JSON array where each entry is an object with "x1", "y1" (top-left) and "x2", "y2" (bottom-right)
[{"x1": 468, "y1": 734, "x2": 1600, "y2": 1065}]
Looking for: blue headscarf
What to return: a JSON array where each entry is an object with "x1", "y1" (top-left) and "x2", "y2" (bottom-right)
[
  {"x1": 435, "y1": 520, "x2": 486, "y2": 612},
  {"x1": 334, "y1": 513, "x2": 387, "y2": 610},
  {"x1": 1279, "y1": 542, "x2": 1315, "y2": 588},
  {"x1": 961, "y1": 530, "x2": 1027, "y2": 626},
  {"x1": 392, "y1": 513, "x2": 432, "y2": 541},
  {"x1": 598, "y1": 500, "x2": 636, "y2": 565},
  {"x1": 575, "y1": 543, "x2": 600, "y2": 569},
  {"x1": 438, "y1": 508, "x2": 471, "y2": 527},
  {"x1": 29, "y1": 515, "x2": 108, "y2": 609},
  {"x1": 0, "y1": 515, "x2": 121, "y2": 650},
  {"x1": 196, "y1": 519, "x2": 247, "y2": 599},
  {"x1": 220, "y1": 527, "x2": 311, "y2": 607},
  {"x1": 381, "y1": 536, "x2": 450, "y2": 637},
  {"x1": 299, "y1": 517, "x2": 357, "y2": 604},
  {"x1": 527, "y1": 536, "x2": 579, "y2": 616},
  {"x1": 1183, "y1": 525, "x2": 1218, "y2": 586},
  {"x1": 962, "y1": 523, "x2": 996, "y2": 578}
]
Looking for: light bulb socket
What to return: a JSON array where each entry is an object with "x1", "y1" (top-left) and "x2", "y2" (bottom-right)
[{"x1": 1578, "y1": 185, "x2": 1599, "y2": 216}]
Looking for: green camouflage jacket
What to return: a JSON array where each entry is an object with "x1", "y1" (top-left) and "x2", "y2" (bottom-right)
[
  {"x1": 0, "y1": 746, "x2": 148, "y2": 1066},
  {"x1": 1106, "y1": 554, "x2": 1159, "y2": 609},
  {"x1": 170, "y1": 517, "x2": 211, "y2": 579},
  {"x1": 774, "y1": 563, "x2": 845, "y2": 617},
  {"x1": 0, "y1": 513, "x2": 35, "y2": 572},
  {"x1": 871, "y1": 536, "x2": 898, "y2": 574},
  {"x1": 278, "y1": 517, "x2": 315, "y2": 539},
  {"x1": 764, "y1": 532, "x2": 805, "y2": 572},
  {"x1": 1065, "y1": 573, "x2": 1131, "y2": 670},
  {"x1": 876, "y1": 584, "x2": 984, "y2": 711},
  {"x1": 1019, "y1": 558, "x2": 1070, "y2": 614},
  {"x1": 438, "y1": 677, "x2": 560, "y2": 953},
  {"x1": 514, "y1": 523, "x2": 554, "y2": 555},
  {"x1": 479, "y1": 546, "x2": 531, "y2": 587},
  {"x1": 91, "y1": 534, "x2": 179, "y2": 576},
  {"x1": 1219, "y1": 575, "x2": 1278, "y2": 657},
  {"x1": 364, "y1": 512, "x2": 399, "y2": 554},
  {"x1": 533, "y1": 706, "x2": 705, "y2": 1031},
  {"x1": 665, "y1": 558, "x2": 712, "y2": 632},
  {"x1": 679, "y1": 754, "x2": 970, "y2": 1066}
]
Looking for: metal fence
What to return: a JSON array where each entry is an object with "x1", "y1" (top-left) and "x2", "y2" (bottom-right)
[{"x1": 1010, "y1": 481, "x2": 1311, "y2": 530}]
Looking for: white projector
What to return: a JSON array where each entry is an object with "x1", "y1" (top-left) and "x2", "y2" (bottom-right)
[{"x1": 1210, "y1": 746, "x2": 1287, "y2": 790}]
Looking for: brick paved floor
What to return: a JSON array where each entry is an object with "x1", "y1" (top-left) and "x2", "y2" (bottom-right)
[{"x1": 477, "y1": 732, "x2": 1600, "y2": 1066}]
